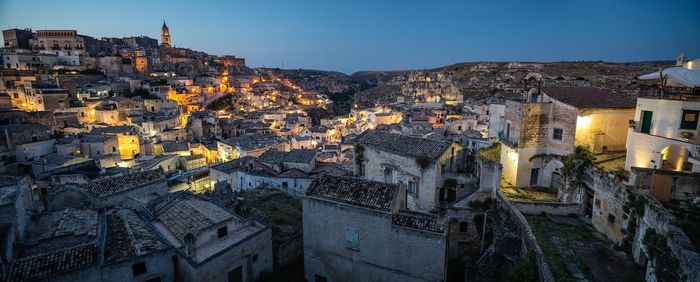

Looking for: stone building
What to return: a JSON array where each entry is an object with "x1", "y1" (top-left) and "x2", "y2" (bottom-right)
[
  {"x1": 217, "y1": 133, "x2": 289, "y2": 162},
  {"x1": 151, "y1": 194, "x2": 273, "y2": 282},
  {"x1": 303, "y1": 175, "x2": 447, "y2": 282},
  {"x1": 160, "y1": 22, "x2": 172, "y2": 48},
  {"x1": 89, "y1": 125, "x2": 142, "y2": 160},
  {"x1": 80, "y1": 134, "x2": 119, "y2": 158},
  {"x1": 0, "y1": 123, "x2": 54, "y2": 163},
  {"x1": 102, "y1": 208, "x2": 175, "y2": 282},
  {"x1": 6, "y1": 207, "x2": 100, "y2": 282},
  {"x1": 31, "y1": 88, "x2": 71, "y2": 111},
  {"x1": 86, "y1": 169, "x2": 168, "y2": 208},
  {"x1": 0, "y1": 175, "x2": 34, "y2": 243},
  {"x1": 2, "y1": 28, "x2": 33, "y2": 49},
  {"x1": 30, "y1": 30, "x2": 85, "y2": 53},
  {"x1": 625, "y1": 97, "x2": 700, "y2": 175},
  {"x1": 354, "y1": 130, "x2": 465, "y2": 211},
  {"x1": 500, "y1": 87, "x2": 636, "y2": 188},
  {"x1": 210, "y1": 149, "x2": 350, "y2": 194}
]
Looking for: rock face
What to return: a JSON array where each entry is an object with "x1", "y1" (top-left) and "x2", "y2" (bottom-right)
[{"x1": 275, "y1": 61, "x2": 672, "y2": 109}]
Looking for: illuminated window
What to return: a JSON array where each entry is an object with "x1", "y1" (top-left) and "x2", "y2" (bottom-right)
[{"x1": 680, "y1": 110, "x2": 699, "y2": 130}]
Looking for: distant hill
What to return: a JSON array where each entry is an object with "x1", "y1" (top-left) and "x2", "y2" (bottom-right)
[{"x1": 267, "y1": 60, "x2": 674, "y2": 111}]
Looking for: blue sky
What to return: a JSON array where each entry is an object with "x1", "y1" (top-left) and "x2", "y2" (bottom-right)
[{"x1": 1, "y1": 0, "x2": 699, "y2": 73}]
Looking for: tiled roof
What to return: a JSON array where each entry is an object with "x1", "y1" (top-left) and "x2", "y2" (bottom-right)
[
  {"x1": 105, "y1": 209, "x2": 168, "y2": 264},
  {"x1": 258, "y1": 149, "x2": 316, "y2": 165},
  {"x1": 0, "y1": 123, "x2": 50, "y2": 133},
  {"x1": 27, "y1": 208, "x2": 97, "y2": 243},
  {"x1": 89, "y1": 125, "x2": 138, "y2": 135},
  {"x1": 6, "y1": 243, "x2": 98, "y2": 282},
  {"x1": 88, "y1": 170, "x2": 165, "y2": 197},
  {"x1": 222, "y1": 133, "x2": 286, "y2": 151},
  {"x1": 162, "y1": 141, "x2": 189, "y2": 152},
  {"x1": 81, "y1": 134, "x2": 116, "y2": 143},
  {"x1": 210, "y1": 156, "x2": 254, "y2": 173},
  {"x1": 158, "y1": 198, "x2": 234, "y2": 242},
  {"x1": 391, "y1": 211, "x2": 444, "y2": 233},
  {"x1": 0, "y1": 175, "x2": 19, "y2": 187},
  {"x1": 277, "y1": 169, "x2": 308, "y2": 178},
  {"x1": 355, "y1": 130, "x2": 451, "y2": 160},
  {"x1": 541, "y1": 87, "x2": 636, "y2": 109},
  {"x1": 307, "y1": 175, "x2": 399, "y2": 212}
]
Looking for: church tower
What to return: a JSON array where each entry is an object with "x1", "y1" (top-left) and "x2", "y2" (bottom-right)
[{"x1": 161, "y1": 21, "x2": 171, "y2": 47}]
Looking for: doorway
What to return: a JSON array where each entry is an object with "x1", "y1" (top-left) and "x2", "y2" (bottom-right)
[{"x1": 641, "y1": 111, "x2": 653, "y2": 134}]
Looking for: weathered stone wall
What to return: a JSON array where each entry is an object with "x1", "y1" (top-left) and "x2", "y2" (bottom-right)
[
  {"x1": 494, "y1": 191, "x2": 555, "y2": 282},
  {"x1": 101, "y1": 249, "x2": 175, "y2": 282},
  {"x1": 303, "y1": 197, "x2": 446, "y2": 282},
  {"x1": 631, "y1": 194, "x2": 700, "y2": 282},
  {"x1": 581, "y1": 167, "x2": 629, "y2": 243},
  {"x1": 177, "y1": 227, "x2": 273, "y2": 282},
  {"x1": 361, "y1": 146, "x2": 442, "y2": 211},
  {"x1": 631, "y1": 167, "x2": 700, "y2": 202},
  {"x1": 562, "y1": 165, "x2": 700, "y2": 281},
  {"x1": 278, "y1": 232, "x2": 303, "y2": 267},
  {"x1": 510, "y1": 200, "x2": 582, "y2": 216}
]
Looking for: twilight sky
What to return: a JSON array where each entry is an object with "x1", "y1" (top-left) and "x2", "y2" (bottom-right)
[{"x1": 1, "y1": 0, "x2": 699, "y2": 73}]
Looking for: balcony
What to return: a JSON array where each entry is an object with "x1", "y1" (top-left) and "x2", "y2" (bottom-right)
[
  {"x1": 629, "y1": 120, "x2": 700, "y2": 145},
  {"x1": 637, "y1": 85, "x2": 700, "y2": 101}
]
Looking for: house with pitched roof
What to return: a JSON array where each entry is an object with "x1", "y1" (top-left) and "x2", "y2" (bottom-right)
[
  {"x1": 303, "y1": 175, "x2": 446, "y2": 282},
  {"x1": 353, "y1": 130, "x2": 465, "y2": 211},
  {"x1": 499, "y1": 87, "x2": 636, "y2": 188},
  {"x1": 87, "y1": 169, "x2": 168, "y2": 208},
  {"x1": 150, "y1": 194, "x2": 272, "y2": 282}
]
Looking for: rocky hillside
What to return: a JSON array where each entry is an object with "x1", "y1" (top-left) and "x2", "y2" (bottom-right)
[{"x1": 268, "y1": 61, "x2": 673, "y2": 111}]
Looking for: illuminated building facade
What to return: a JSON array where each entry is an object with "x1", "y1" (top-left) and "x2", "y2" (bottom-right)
[
  {"x1": 160, "y1": 22, "x2": 171, "y2": 47},
  {"x1": 499, "y1": 87, "x2": 635, "y2": 188}
]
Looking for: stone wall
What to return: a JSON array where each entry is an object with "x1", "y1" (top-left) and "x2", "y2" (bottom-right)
[
  {"x1": 494, "y1": 191, "x2": 555, "y2": 282},
  {"x1": 631, "y1": 193, "x2": 700, "y2": 282},
  {"x1": 178, "y1": 227, "x2": 273, "y2": 282},
  {"x1": 303, "y1": 197, "x2": 446, "y2": 282},
  {"x1": 562, "y1": 164, "x2": 700, "y2": 281},
  {"x1": 510, "y1": 200, "x2": 582, "y2": 216},
  {"x1": 101, "y1": 249, "x2": 175, "y2": 282},
  {"x1": 631, "y1": 167, "x2": 700, "y2": 202},
  {"x1": 278, "y1": 232, "x2": 303, "y2": 267}
]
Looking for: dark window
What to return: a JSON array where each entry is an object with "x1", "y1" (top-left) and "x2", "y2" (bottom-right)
[
  {"x1": 552, "y1": 128, "x2": 563, "y2": 140},
  {"x1": 607, "y1": 214, "x2": 616, "y2": 224},
  {"x1": 253, "y1": 254, "x2": 258, "y2": 261},
  {"x1": 680, "y1": 110, "x2": 699, "y2": 130},
  {"x1": 132, "y1": 262, "x2": 147, "y2": 276},
  {"x1": 529, "y1": 168, "x2": 539, "y2": 186},
  {"x1": 217, "y1": 226, "x2": 228, "y2": 238},
  {"x1": 315, "y1": 274, "x2": 328, "y2": 282},
  {"x1": 459, "y1": 221, "x2": 469, "y2": 232},
  {"x1": 112, "y1": 146, "x2": 117, "y2": 152},
  {"x1": 228, "y1": 266, "x2": 243, "y2": 282}
]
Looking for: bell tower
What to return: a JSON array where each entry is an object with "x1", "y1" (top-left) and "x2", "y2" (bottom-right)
[{"x1": 161, "y1": 21, "x2": 171, "y2": 47}]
